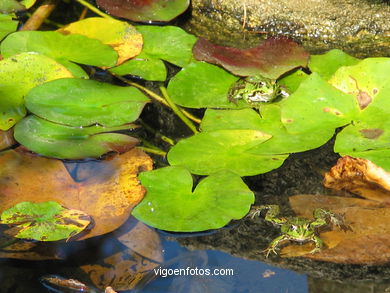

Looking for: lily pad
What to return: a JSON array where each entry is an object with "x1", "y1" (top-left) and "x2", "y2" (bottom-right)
[
  {"x1": 25, "y1": 78, "x2": 149, "y2": 127},
  {"x1": 14, "y1": 115, "x2": 139, "y2": 159},
  {"x1": 0, "y1": 52, "x2": 73, "y2": 130},
  {"x1": 308, "y1": 49, "x2": 360, "y2": 81},
  {"x1": 0, "y1": 0, "x2": 24, "y2": 13},
  {"x1": 1, "y1": 30, "x2": 118, "y2": 75},
  {"x1": 0, "y1": 13, "x2": 17, "y2": 40},
  {"x1": 1, "y1": 201, "x2": 91, "y2": 241},
  {"x1": 281, "y1": 73, "x2": 359, "y2": 134},
  {"x1": 167, "y1": 128, "x2": 288, "y2": 176},
  {"x1": 0, "y1": 149, "x2": 152, "y2": 239},
  {"x1": 167, "y1": 61, "x2": 240, "y2": 108},
  {"x1": 132, "y1": 166, "x2": 254, "y2": 232},
  {"x1": 58, "y1": 17, "x2": 142, "y2": 66},
  {"x1": 96, "y1": 0, "x2": 190, "y2": 22},
  {"x1": 192, "y1": 37, "x2": 309, "y2": 78}
]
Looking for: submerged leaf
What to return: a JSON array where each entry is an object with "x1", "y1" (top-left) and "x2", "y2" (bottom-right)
[
  {"x1": 132, "y1": 166, "x2": 254, "y2": 231},
  {"x1": 58, "y1": 17, "x2": 143, "y2": 65},
  {"x1": 96, "y1": 0, "x2": 190, "y2": 22},
  {"x1": 0, "y1": 52, "x2": 73, "y2": 130},
  {"x1": 0, "y1": 149, "x2": 152, "y2": 239},
  {"x1": 1, "y1": 201, "x2": 91, "y2": 241},
  {"x1": 25, "y1": 78, "x2": 149, "y2": 127},
  {"x1": 193, "y1": 37, "x2": 309, "y2": 78}
]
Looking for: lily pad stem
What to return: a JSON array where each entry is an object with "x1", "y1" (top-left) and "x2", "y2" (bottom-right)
[
  {"x1": 110, "y1": 73, "x2": 201, "y2": 124},
  {"x1": 21, "y1": 0, "x2": 58, "y2": 31},
  {"x1": 75, "y1": 0, "x2": 114, "y2": 19},
  {"x1": 139, "y1": 120, "x2": 175, "y2": 146},
  {"x1": 138, "y1": 147, "x2": 167, "y2": 157},
  {"x1": 159, "y1": 86, "x2": 199, "y2": 134}
]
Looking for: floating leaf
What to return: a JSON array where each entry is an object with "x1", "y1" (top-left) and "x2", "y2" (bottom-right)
[
  {"x1": 308, "y1": 49, "x2": 360, "y2": 81},
  {"x1": 25, "y1": 78, "x2": 149, "y2": 127},
  {"x1": 278, "y1": 69, "x2": 308, "y2": 93},
  {"x1": 14, "y1": 115, "x2": 139, "y2": 159},
  {"x1": 167, "y1": 61, "x2": 240, "y2": 108},
  {"x1": 132, "y1": 166, "x2": 254, "y2": 231},
  {"x1": 0, "y1": 0, "x2": 25, "y2": 13},
  {"x1": 96, "y1": 0, "x2": 190, "y2": 22},
  {"x1": 110, "y1": 26, "x2": 196, "y2": 80},
  {"x1": 58, "y1": 17, "x2": 142, "y2": 65},
  {"x1": 167, "y1": 129, "x2": 288, "y2": 176},
  {"x1": 193, "y1": 37, "x2": 309, "y2": 78},
  {"x1": 0, "y1": 129, "x2": 14, "y2": 150},
  {"x1": 0, "y1": 13, "x2": 17, "y2": 40},
  {"x1": 0, "y1": 149, "x2": 152, "y2": 239},
  {"x1": 281, "y1": 73, "x2": 359, "y2": 134},
  {"x1": 1, "y1": 31, "x2": 118, "y2": 74},
  {"x1": 1, "y1": 201, "x2": 92, "y2": 241},
  {"x1": 0, "y1": 52, "x2": 73, "y2": 130},
  {"x1": 289, "y1": 194, "x2": 390, "y2": 264}
]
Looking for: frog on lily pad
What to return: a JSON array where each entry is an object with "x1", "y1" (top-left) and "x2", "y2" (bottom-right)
[
  {"x1": 250, "y1": 205, "x2": 349, "y2": 257},
  {"x1": 228, "y1": 75, "x2": 289, "y2": 107}
]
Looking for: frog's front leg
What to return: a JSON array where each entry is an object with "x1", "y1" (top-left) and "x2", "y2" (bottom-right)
[
  {"x1": 263, "y1": 234, "x2": 290, "y2": 257},
  {"x1": 309, "y1": 235, "x2": 324, "y2": 254},
  {"x1": 249, "y1": 205, "x2": 287, "y2": 225}
]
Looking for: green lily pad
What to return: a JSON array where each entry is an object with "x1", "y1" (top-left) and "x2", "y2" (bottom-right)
[
  {"x1": 278, "y1": 69, "x2": 309, "y2": 93},
  {"x1": 0, "y1": 0, "x2": 24, "y2": 13},
  {"x1": 281, "y1": 73, "x2": 359, "y2": 134},
  {"x1": 96, "y1": 0, "x2": 190, "y2": 22},
  {"x1": 193, "y1": 37, "x2": 309, "y2": 78},
  {"x1": 168, "y1": 128, "x2": 288, "y2": 176},
  {"x1": 329, "y1": 58, "x2": 390, "y2": 111},
  {"x1": 14, "y1": 115, "x2": 139, "y2": 159},
  {"x1": 168, "y1": 61, "x2": 241, "y2": 108},
  {"x1": 1, "y1": 201, "x2": 91, "y2": 241},
  {"x1": 132, "y1": 166, "x2": 254, "y2": 232},
  {"x1": 0, "y1": 52, "x2": 73, "y2": 131},
  {"x1": 1, "y1": 31, "x2": 118, "y2": 75},
  {"x1": 309, "y1": 49, "x2": 360, "y2": 80},
  {"x1": 111, "y1": 25, "x2": 196, "y2": 80},
  {"x1": 201, "y1": 106, "x2": 335, "y2": 155},
  {"x1": 25, "y1": 78, "x2": 149, "y2": 127},
  {"x1": 0, "y1": 13, "x2": 17, "y2": 40}
]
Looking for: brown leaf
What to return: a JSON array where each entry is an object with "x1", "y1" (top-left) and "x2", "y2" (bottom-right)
[
  {"x1": 0, "y1": 149, "x2": 153, "y2": 239},
  {"x1": 0, "y1": 129, "x2": 15, "y2": 150},
  {"x1": 324, "y1": 156, "x2": 390, "y2": 203},
  {"x1": 288, "y1": 194, "x2": 390, "y2": 264}
]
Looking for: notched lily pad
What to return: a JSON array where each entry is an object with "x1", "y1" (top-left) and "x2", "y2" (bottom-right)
[
  {"x1": 14, "y1": 115, "x2": 139, "y2": 159},
  {"x1": 0, "y1": 52, "x2": 73, "y2": 130},
  {"x1": 58, "y1": 17, "x2": 142, "y2": 66},
  {"x1": 132, "y1": 166, "x2": 254, "y2": 232},
  {"x1": 96, "y1": 0, "x2": 190, "y2": 22},
  {"x1": 193, "y1": 37, "x2": 309, "y2": 79},
  {"x1": 1, "y1": 201, "x2": 91, "y2": 241},
  {"x1": 25, "y1": 78, "x2": 149, "y2": 127}
]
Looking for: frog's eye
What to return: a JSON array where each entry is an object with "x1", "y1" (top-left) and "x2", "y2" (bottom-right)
[{"x1": 290, "y1": 225, "x2": 297, "y2": 231}]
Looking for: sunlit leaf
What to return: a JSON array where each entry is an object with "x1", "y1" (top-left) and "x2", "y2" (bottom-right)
[
  {"x1": 308, "y1": 49, "x2": 360, "y2": 81},
  {"x1": 1, "y1": 30, "x2": 118, "y2": 75},
  {"x1": 25, "y1": 78, "x2": 149, "y2": 127},
  {"x1": 58, "y1": 17, "x2": 142, "y2": 65},
  {"x1": 14, "y1": 115, "x2": 139, "y2": 159},
  {"x1": 1, "y1": 201, "x2": 91, "y2": 241},
  {"x1": 0, "y1": 13, "x2": 17, "y2": 40},
  {"x1": 167, "y1": 61, "x2": 240, "y2": 108},
  {"x1": 0, "y1": 52, "x2": 73, "y2": 130},
  {"x1": 0, "y1": 149, "x2": 152, "y2": 239},
  {"x1": 278, "y1": 69, "x2": 308, "y2": 93},
  {"x1": 132, "y1": 166, "x2": 254, "y2": 231},
  {"x1": 193, "y1": 37, "x2": 309, "y2": 78},
  {"x1": 288, "y1": 194, "x2": 390, "y2": 264},
  {"x1": 96, "y1": 0, "x2": 190, "y2": 22}
]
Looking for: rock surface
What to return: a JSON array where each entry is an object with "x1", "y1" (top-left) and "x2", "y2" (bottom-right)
[{"x1": 184, "y1": 0, "x2": 390, "y2": 57}]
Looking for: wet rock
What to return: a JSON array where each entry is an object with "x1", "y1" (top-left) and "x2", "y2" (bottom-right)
[{"x1": 184, "y1": 0, "x2": 390, "y2": 57}]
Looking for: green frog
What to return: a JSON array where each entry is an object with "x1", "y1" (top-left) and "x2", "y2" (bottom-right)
[
  {"x1": 228, "y1": 75, "x2": 288, "y2": 107},
  {"x1": 250, "y1": 205, "x2": 347, "y2": 257}
]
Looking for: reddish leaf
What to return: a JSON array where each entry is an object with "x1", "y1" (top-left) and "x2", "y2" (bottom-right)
[
  {"x1": 97, "y1": 0, "x2": 190, "y2": 22},
  {"x1": 193, "y1": 37, "x2": 309, "y2": 79}
]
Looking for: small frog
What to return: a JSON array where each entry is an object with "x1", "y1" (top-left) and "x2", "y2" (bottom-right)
[
  {"x1": 250, "y1": 205, "x2": 347, "y2": 257},
  {"x1": 228, "y1": 75, "x2": 289, "y2": 107}
]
